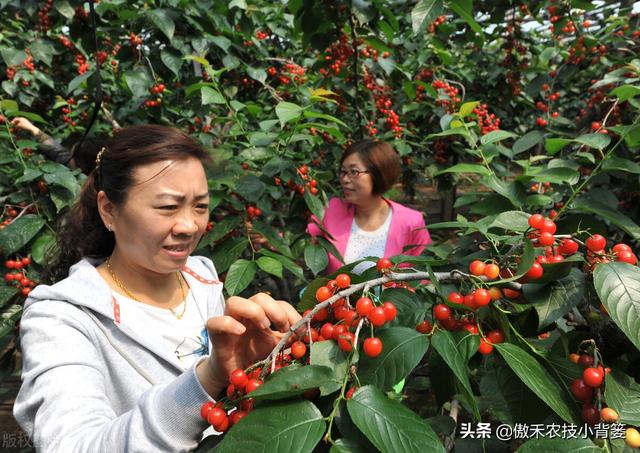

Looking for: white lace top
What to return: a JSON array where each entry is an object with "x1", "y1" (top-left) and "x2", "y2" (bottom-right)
[{"x1": 343, "y1": 209, "x2": 393, "y2": 274}]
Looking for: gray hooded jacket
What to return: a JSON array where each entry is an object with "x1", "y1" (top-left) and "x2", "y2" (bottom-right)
[{"x1": 13, "y1": 256, "x2": 225, "y2": 452}]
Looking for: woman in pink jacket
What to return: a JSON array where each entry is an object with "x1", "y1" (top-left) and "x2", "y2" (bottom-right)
[{"x1": 308, "y1": 140, "x2": 432, "y2": 274}]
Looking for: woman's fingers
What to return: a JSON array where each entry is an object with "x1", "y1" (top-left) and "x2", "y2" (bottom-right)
[
  {"x1": 249, "y1": 293, "x2": 293, "y2": 333},
  {"x1": 225, "y1": 295, "x2": 271, "y2": 330},
  {"x1": 206, "y1": 315, "x2": 247, "y2": 336}
]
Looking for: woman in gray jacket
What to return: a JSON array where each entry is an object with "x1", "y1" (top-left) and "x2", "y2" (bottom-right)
[{"x1": 13, "y1": 124, "x2": 300, "y2": 452}]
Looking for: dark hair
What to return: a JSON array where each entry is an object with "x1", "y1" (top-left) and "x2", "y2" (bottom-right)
[
  {"x1": 340, "y1": 140, "x2": 400, "y2": 195},
  {"x1": 46, "y1": 125, "x2": 211, "y2": 282},
  {"x1": 70, "y1": 135, "x2": 109, "y2": 174}
]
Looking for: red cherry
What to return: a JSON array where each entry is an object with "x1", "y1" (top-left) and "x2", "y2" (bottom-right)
[
  {"x1": 447, "y1": 292, "x2": 464, "y2": 304},
  {"x1": 473, "y1": 289, "x2": 491, "y2": 307},
  {"x1": 245, "y1": 378, "x2": 263, "y2": 393},
  {"x1": 615, "y1": 250, "x2": 637, "y2": 265},
  {"x1": 463, "y1": 323, "x2": 478, "y2": 334},
  {"x1": 526, "y1": 262, "x2": 544, "y2": 279},
  {"x1": 376, "y1": 258, "x2": 393, "y2": 273},
  {"x1": 536, "y1": 117, "x2": 548, "y2": 127},
  {"x1": 230, "y1": 410, "x2": 248, "y2": 425},
  {"x1": 570, "y1": 379, "x2": 593, "y2": 401},
  {"x1": 558, "y1": 238, "x2": 579, "y2": 255},
  {"x1": 200, "y1": 401, "x2": 215, "y2": 420},
  {"x1": 478, "y1": 338, "x2": 493, "y2": 355},
  {"x1": 486, "y1": 329, "x2": 505, "y2": 344},
  {"x1": 612, "y1": 243, "x2": 632, "y2": 253},
  {"x1": 433, "y1": 304, "x2": 452, "y2": 321},
  {"x1": 207, "y1": 407, "x2": 227, "y2": 427},
  {"x1": 345, "y1": 387, "x2": 357, "y2": 399},
  {"x1": 540, "y1": 219, "x2": 557, "y2": 234},
  {"x1": 582, "y1": 367, "x2": 604, "y2": 388},
  {"x1": 291, "y1": 341, "x2": 307, "y2": 359},
  {"x1": 469, "y1": 260, "x2": 486, "y2": 276},
  {"x1": 315, "y1": 286, "x2": 332, "y2": 302},
  {"x1": 367, "y1": 307, "x2": 387, "y2": 327},
  {"x1": 320, "y1": 322, "x2": 335, "y2": 340},
  {"x1": 363, "y1": 337, "x2": 383, "y2": 357},
  {"x1": 528, "y1": 214, "x2": 545, "y2": 229},
  {"x1": 484, "y1": 264, "x2": 500, "y2": 280},
  {"x1": 338, "y1": 332, "x2": 355, "y2": 352},
  {"x1": 591, "y1": 121, "x2": 601, "y2": 131},
  {"x1": 229, "y1": 369, "x2": 248, "y2": 389},
  {"x1": 578, "y1": 354, "x2": 594, "y2": 368},
  {"x1": 355, "y1": 297, "x2": 374, "y2": 316},
  {"x1": 335, "y1": 273, "x2": 351, "y2": 289},
  {"x1": 416, "y1": 320, "x2": 432, "y2": 334},
  {"x1": 382, "y1": 302, "x2": 397, "y2": 321},
  {"x1": 586, "y1": 234, "x2": 606, "y2": 252},
  {"x1": 538, "y1": 232, "x2": 555, "y2": 247}
]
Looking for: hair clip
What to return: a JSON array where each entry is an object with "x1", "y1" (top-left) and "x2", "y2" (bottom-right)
[{"x1": 95, "y1": 146, "x2": 107, "y2": 169}]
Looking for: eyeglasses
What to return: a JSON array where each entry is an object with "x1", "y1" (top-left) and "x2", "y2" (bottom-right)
[{"x1": 339, "y1": 168, "x2": 370, "y2": 179}]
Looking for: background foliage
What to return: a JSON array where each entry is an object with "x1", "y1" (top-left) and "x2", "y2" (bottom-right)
[{"x1": 1, "y1": 0, "x2": 640, "y2": 451}]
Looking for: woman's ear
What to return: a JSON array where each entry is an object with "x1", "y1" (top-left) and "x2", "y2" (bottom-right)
[{"x1": 97, "y1": 190, "x2": 116, "y2": 232}]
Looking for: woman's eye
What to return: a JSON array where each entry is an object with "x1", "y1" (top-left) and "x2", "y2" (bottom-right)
[
  {"x1": 196, "y1": 204, "x2": 209, "y2": 210},
  {"x1": 158, "y1": 205, "x2": 177, "y2": 210}
]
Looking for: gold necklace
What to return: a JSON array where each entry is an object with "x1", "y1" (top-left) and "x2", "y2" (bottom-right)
[{"x1": 106, "y1": 257, "x2": 187, "y2": 320}]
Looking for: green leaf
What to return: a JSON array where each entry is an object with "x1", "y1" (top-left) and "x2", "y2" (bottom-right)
[
  {"x1": 124, "y1": 69, "x2": 152, "y2": 98},
  {"x1": 479, "y1": 364, "x2": 551, "y2": 425},
  {"x1": 449, "y1": 0, "x2": 483, "y2": 35},
  {"x1": 544, "y1": 138, "x2": 572, "y2": 155},
  {"x1": 572, "y1": 198, "x2": 640, "y2": 241},
  {"x1": 30, "y1": 40, "x2": 55, "y2": 66},
  {"x1": 235, "y1": 175, "x2": 266, "y2": 202},
  {"x1": 430, "y1": 330, "x2": 480, "y2": 419},
  {"x1": 259, "y1": 249, "x2": 304, "y2": 280},
  {"x1": 523, "y1": 269, "x2": 586, "y2": 330},
  {"x1": 256, "y1": 256, "x2": 283, "y2": 279},
  {"x1": 0, "y1": 47, "x2": 26, "y2": 66},
  {"x1": 316, "y1": 236, "x2": 344, "y2": 266},
  {"x1": 248, "y1": 365, "x2": 338, "y2": 400},
  {"x1": 527, "y1": 167, "x2": 579, "y2": 185},
  {"x1": 610, "y1": 84, "x2": 640, "y2": 102},
  {"x1": 211, "y1": 238, "x2": 247, "y2": 274},
  {"x1": 357, "y1": 327, "x2": 428, "y2": 392},
  {"x1": 494, "y1": 343, "x2": 579, "y2": 424},
  {"x1": 593, "y1": 262, "x2": 640, "y2": 352},
  {"x1": 275, "y1": 102, "x2": 303, "y2": 127},
  {"x1": 304, "y1": 244, "x2": 328, "y2": 276},
  {"x1": 0, "y1": 287, "x2": 19, "y2": 310},
  {"x1": 516, "y1": 437, "x2": 601, "y2": 452},
  {"x1": 15, "y1": 168, "x2": 43, "y2": 184},
  {"x1": 603, "y1": 369, "x2": 640, "y2": 425},
  {"x1": 513, "y1": 131, "x2": 544, "y2": 155},
  {"x1": 67, "y1": 71, "x2": 94, "y2": 94},
  {"x1": 148, "y1": 9, "x2": 175, "y2": 41},
  {"x1": 434, "y1": 163, "x2": 490, "y2": 176},
  {"x1": 30, "y1": 231, "x2": 55, "y2": 265},
  {"x1": 410, "y1": 0, "x2": 443, "y2": 35},
  {"x1": 224, "y1": 259, "x2": 257, "y2": 296},
  {"x1": 0, "y1": 305, "x2": 22, "y2": 338},
  {"x1": 0, "y1": 215, "x2": 45, "y2": 256},
  {"x1": 490, "y1": 211, "x2": 531, "y2": 232},
  {"x1": 246, "y1": 66, "x2": 267, "y2": 84},
  {"x1": 216, "y1": 399, "x2": 325, "y2": 453},
  {"x1": 303, "y1": 190, "x2": 325, "y2": 222},
  {"x1": 160, "y1": 49, "x2": 182, "y2": 76},
  {"x1": 200, "y1": 216, "x2": 242, "y2": 247},
  {"x1": 601, "y1": 155, "x2": 640, "y2": 174},
  {"x1": 381, "y1": 288, "x2": 426, "y2": 328},
  {"x1": 201, "y1": 86, "x2": 225, "y2": 105},
  {"x1": 574, "y1": 133, "x2": 611, "y2": 150},
  {"x1": 251, "y1": 221, "x2": 293, "y2": 259},
  {"x1": 480, "y1": 130, "x2": 518, "y2": 145},
  {"x1": 347, "y1": 386, "x2": 445, "y2": 453},
  {"x1": 54, "y1": 1, "x2": 75, "y2": 19},
  {"x1": 459, "y1": 101, "x2": 479, "y2": 118},
  {"x1": 310, "y1": 341, "x2": 349, "y2": 395}
]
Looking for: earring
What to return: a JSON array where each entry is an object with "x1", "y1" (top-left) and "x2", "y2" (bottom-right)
[{"x1": 107, "y1": 223, "x2": 113, "y2": 232}]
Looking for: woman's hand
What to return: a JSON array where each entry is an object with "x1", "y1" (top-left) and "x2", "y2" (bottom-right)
[
  {"x1": 197, "y1": 293, "x2": 301, "y2": 396},
  {"x1": 10, "y1": 117, "x2": 40, "y2": 136}
]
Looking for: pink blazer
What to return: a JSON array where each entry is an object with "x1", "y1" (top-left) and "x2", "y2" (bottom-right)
[{"x1": 307, "y1": 198, "x2": 432, "y2": 274}]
